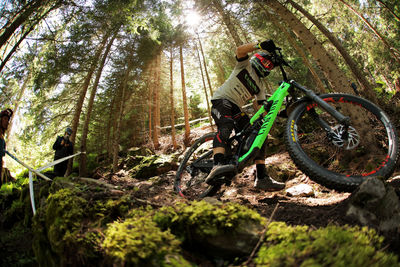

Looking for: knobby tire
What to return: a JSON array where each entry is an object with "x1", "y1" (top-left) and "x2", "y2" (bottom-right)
[
  {"x1": 284, "y1": 93, "x2": 399, "y2": 192},
  {"x1": 174, "y1": 132, "x2": 217, "y2": 199}
]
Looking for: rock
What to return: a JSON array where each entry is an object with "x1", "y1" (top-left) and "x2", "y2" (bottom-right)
[
  {"x1": 286, "y1": 184, "x2": 314, "y2": 197},
  {"x1": 129, "y1": 154, "x2": 178, "y2": 179},
  {"x1": 153, "y1": 201, "x2": 265, "y2": 259},
  {"x1": 265, "y1": 161, "x2": 298, "y2": 182},
  {"x1": 126, "y1": 146, "x2": 154, "y2": 157},
  {"x1": 387, "y1": 175, "x2": 400, "y2": 194},
  {"x1": 346, "y1": 177, "x2": 400, "y2": 232}
]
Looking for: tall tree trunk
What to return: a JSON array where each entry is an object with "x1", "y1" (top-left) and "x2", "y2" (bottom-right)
[
  {"x1": 180, "y1": 45, "x2": 190, "y2": 145},
  {"x1": 337, "y1": 0, "x2": 400, "y2": 64},
  {"x1": 106, "y1": 94, "x2": 116, "y2": 161},
  {"x1": 215, "y1": 61, "x2": 226, "y2": 86},
  {"x1": 66, "y1": 33, "x2": 109, "y2": 175},
  {"x1": 5, "y1": 71, "x2": 30, "y2": 139},
  {"x1": 212, "y1": 0, "x2": 243, "y2": 46},
  {"x1": 265, "y1": 0, "x2": 354, "y2": 95},
  {"x1": 262, "y1": 5, "x2": 326, "y2": 93},
  {"x1": 0, "y1": 1, "x2": 41, "y2": 49},
  {"x1": 148, "y1": 60, "x2": 154, "y2": 144},
  {"x1": 287, "y1": 0, "x2": 377, "y2": 101},
  {"x1": 196, "y1": 44, "x2": 213, "y2": 130},
  {"x1": 0, "y1": 19, "x2": 36, "y2": 73},
  {"x1": 112, "y1": 59, "x2": 134, "y2": 172},
  {"x1": 169, "y1": 48, "x2": 177, "y2": 149},
  {"x1": 0, "y1": 1, "x2": 62, "y2": 50},
  {"x1": 79, "y1": 31, "x2": 116, "y2": 177},
  {"x1": 197, "y1": 33, "x2": 214, "y2": 97},
  {"x1": 152, "y1": 51, "x2": 161, "y2": 150}
]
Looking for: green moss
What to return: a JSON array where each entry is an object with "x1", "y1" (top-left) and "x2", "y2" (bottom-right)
[
  {"x1": 128, "y1": 154, "x2": 176, "y2": 179},
  {"x1": 2, "y1": 199, "x2": 24, "y2": 226},
  {"x1": 254, "y1": 222, "x2": 400, "y2": 267},
  {"x1": 103, "y1": 208, "x2": 186, "y2": 266},
  {"x1": 32, "y1": 185, "x2": 158, "y2": 266},
  {"x1": 45, "y1": 188, "x2": 87, "y2": 255},
  {"x1": 129, "y1": 155, "x2": 159, "y2": 178},
  {"x1": 15, "y1": 169, "x2": 30, "y2": 180},
  {"x1": 33, "y1": 188, "x2": 103, "y2": 266},
  {"x1": 153, "y1": 201, "x2": 265, "y2": 239}
]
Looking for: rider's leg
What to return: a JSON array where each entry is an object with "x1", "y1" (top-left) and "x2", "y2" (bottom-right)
[
  {"x1": 254, "y1": 145, "x2": 285, "y2": 191},
  {"x1": 206, "y1": 99, "x2": 238, "y2": 184},
  {"x1": 206, "y1": 125, "x2": 236, "y2": 184},
  {"x1": 210, "y1": 98, "x2": 237, "y2": 164},
  {"x1": 213, "y1": 147, "x2": 225, "y2": 165}
]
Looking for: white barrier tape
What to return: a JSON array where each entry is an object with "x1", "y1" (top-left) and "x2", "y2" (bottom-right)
[
  {"x1": 5, "y1": 151, "x2": 51, "y2": 181},
  {"x1": 29, "y1": 171, "x2": 36, "y2": 214},
  {"x1": 6, "y1": 150, "x2": 83, "y2": 215},
  {"x1": 36, "y1": 152, "x2": 82, "y2": 172}
]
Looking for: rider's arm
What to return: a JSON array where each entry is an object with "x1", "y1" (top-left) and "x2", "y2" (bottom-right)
[{"x1": 235, "y1": 42, "x2": 259, "y2": 59}]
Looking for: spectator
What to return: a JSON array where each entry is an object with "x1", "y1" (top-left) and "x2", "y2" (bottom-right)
[
  {"x1": 0, "y1": 108, "x2": 13, "y2": 186},
  {"x1": 53, "y1": 127, "x2": 74, "y2": 177}
]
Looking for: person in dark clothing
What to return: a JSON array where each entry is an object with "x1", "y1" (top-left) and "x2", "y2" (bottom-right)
[
  {"x1": 0, "y1": 108, "x2": 13, "y2": 186},
  {"x1": 53, "y1": 127, "x2": 74, "y2": 177}
]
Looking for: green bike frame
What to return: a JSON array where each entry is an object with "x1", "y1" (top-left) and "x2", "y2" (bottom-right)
[{"x1": 238, "y1": 81, "x2": 291, "y2": 163}]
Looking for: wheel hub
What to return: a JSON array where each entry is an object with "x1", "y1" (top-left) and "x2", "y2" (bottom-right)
[{"x1": 330, "y1": 125, "x2": 360, "y2": 150}]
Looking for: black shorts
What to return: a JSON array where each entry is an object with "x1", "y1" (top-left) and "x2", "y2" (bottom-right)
[{"x1": 211, "y1": 98, "x2": 266, "y2": 160}]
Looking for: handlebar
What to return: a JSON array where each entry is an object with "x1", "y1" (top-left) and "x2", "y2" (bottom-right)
[
  {"x1": 270, "y1": 47, "x2": 290, "y2": 67},
  {"x1": 268, "y1": 45, "x2": 291, "y2": 81}
]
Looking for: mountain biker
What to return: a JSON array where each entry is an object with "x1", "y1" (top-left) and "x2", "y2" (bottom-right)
[{"x1": 206, "y1": 40, "x2": 285, "y2": 191}]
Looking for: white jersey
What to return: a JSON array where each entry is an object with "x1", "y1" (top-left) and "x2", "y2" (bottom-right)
[{"x1": 211, "y1": 55, "x2": 266, "y2": 107}]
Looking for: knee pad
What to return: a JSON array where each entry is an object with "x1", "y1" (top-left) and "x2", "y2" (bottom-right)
[{"x1": 213, "y1": 126, "x2": 233, "y2": 148}]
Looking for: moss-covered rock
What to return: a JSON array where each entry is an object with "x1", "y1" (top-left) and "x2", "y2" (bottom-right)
[
  {"x1": 153, "y1": 200, "x2": 265, "y2": 258},
  {"x1": 127, "y1": 147, "x2": 154, "y2": 157},
  {"x1": 5, "y1": 173, "x2": 399, "y2": 267},
  {"x1": 0, "y1": 179, "x2": 48, "y2": 266},
  {"x1": 129, "y1": 154, "x2": 178, "y2": 179},
  {"x1": 32, "y1": 188, "x2": 101, "y2": 266},
  {"x1": 103, "y1": 208, "x2": 189, "y2": 266},
  {"x1": 254, "y1": 222, "x2": 399, "y2": 266}
]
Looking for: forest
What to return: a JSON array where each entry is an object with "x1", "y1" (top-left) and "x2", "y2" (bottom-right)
[{"x1": 1, "y1": 0, "x2": 400, "y2": 266}]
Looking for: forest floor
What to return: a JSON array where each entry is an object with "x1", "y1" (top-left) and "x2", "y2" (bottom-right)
[
  {"x1": 105, "y1": 124, "x2": 400, "y2": 229},
  {"x1": 2, "y1": 124, "x2": 400, "y2": 266}
]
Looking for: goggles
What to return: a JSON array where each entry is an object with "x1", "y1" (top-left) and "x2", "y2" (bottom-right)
[{"x1": 255, "y1": 53, "x2": 274, "y2": 70}]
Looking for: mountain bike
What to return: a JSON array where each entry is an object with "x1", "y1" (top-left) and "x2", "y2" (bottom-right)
[{"x1": 174, "y1": 46, "x2": 399, "y2": 199}]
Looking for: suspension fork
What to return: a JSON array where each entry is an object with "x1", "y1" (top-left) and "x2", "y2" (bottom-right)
[
  {"x1": 290, "y1": 80, "x2": 351, "y2": 126},
  {"x1": 290, "y1": 80, "x2": 351, "y2": 138}
]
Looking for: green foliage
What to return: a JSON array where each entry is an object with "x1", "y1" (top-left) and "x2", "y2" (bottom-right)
[
  {"x1": 374, "y1": 80, "x2": 394, "y2": 101},
  {"x1": 254, "y1": 222, "x2": 399, "y2": 266},
  {"x1": 86, "y1": 152, "x2": 99, "y2": 174},
  {"x1": 153, "y1": 200, "x2": 265, "y2": 238},
  {"x1": 188, "y1": 93, "x2": 207, "y2": 119},
  {"x1": 0, "y1": 171, "x2": 30, "y2": 196}
]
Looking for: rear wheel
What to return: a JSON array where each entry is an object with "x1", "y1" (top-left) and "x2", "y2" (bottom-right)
[
  {"x1": 284, "y1": 93, "x2": 399, "y2": 192},
  {"x1": 174, "y1": 132, "x2": 223, "y2": 199}
]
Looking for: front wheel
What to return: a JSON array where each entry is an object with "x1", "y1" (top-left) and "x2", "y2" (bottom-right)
[
  {"x1": 174, "y1": 132, "x2": 221, "y2": 199},
  {"x1": 284, "y1": 93, "x2": 399, "y2": 192}
]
